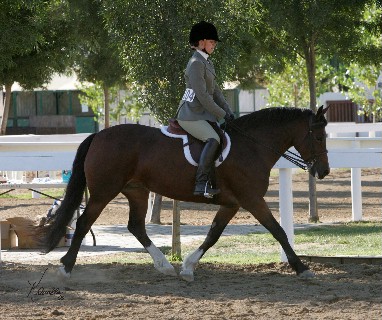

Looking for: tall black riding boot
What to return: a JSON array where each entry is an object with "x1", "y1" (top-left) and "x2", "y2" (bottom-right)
[{"x1": 194, "y1": 138, "x2": 220, "y2": 198}]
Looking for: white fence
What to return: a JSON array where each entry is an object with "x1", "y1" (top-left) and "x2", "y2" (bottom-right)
[
  {"x1": 326, "y1": 122, "x2": 382, "y2": 138},
  {"x1": 0, "y1": 131, "x2": 381, "y2": 262},
  {"x1": 0, "y1": 133, "x2": 90, "y2": 171},
  {"x1": 274, "y1": 143, "x2": 381, "y2": 261}
]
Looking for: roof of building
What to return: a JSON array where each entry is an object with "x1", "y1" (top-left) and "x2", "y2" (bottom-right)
[{"x1": 10, "y1": 73, "x2": 82, "y2": 92}]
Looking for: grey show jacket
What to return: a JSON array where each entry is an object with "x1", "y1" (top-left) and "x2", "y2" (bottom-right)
[{"x1": 177, "y1": 51, "x2": 233, "y2": 122}]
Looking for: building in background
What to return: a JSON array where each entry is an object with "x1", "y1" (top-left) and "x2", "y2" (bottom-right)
[
  {"x1": 3, "y1": 72, "x2": 380, "y2": 135},
  {"x1": 223, "y1": 82, "x2": 268, "y2": 117},
  {"x1": 3, "y1": 74, "x2": 98, "y2": 135}
]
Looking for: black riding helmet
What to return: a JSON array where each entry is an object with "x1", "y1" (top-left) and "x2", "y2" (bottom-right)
[{"x1": 189, "y1": 21, "x2": 220, "y2": 46}]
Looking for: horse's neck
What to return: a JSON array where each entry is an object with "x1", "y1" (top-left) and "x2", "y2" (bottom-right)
[{"x1": 251, "y1": 124, "x2": 295, "y2": 153}]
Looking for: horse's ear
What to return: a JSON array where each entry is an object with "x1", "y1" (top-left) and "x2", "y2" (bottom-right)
[
  {"x1": 315, "y1": 105, "x2": 329, "y2": 119},
  {"x1": 322, "y1": 104, "x2": 330, "y2": 115},
  {"x1": 316, "y1": 105, "x2": 324, "y2": 117}
]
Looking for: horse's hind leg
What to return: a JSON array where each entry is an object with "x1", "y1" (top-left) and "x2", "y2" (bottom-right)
[
  {"x1": 245, "y1": 197, "x2": 314, "y2": 278},
  {"x1": 180, "y1": 205, "x2": 240, "y2": 282},
  {"x1": 59, "y1": 196, "x2": 109, "y2": 277},
  {"x1": 121, "y1": 185, "x2": 177, "y2": 277}
]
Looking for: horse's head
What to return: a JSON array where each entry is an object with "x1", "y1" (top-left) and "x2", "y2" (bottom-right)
[{"x1": 295, "y1": 105, "x2": 330, "y2": 179}]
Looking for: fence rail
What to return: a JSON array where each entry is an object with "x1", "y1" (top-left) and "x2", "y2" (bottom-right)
[
  {"x1": 326, "y1": 122, "x2": 382, "y2": 138},
  {"x1": 0, "y1": 133, "x2": 381, "y2": 262}
]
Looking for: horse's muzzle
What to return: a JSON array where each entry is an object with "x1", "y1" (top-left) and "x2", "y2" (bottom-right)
[{"x1": 309, "y1": 162, "x2": 330, "y2": 180}]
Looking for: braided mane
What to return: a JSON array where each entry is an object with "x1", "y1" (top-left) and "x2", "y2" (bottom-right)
[{"x1": 233, "y1": 107, "x2": 313, "y2": 128}]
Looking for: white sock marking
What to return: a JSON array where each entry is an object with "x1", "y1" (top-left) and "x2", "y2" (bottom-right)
[
  {"x1": 183, "y1": 248, "x2": 204, "y2": 271},
  {"x1": 146, "y1": 243, "x2": 176, "y2": 276}
]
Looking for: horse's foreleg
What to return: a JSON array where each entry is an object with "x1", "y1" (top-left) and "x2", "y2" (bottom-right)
[
  {"x1": 180, "y1": 205, "x2": 239, "y2": 282},
  {"x1": 246, "y1": 198, "x2": 314, "y2": 278},
  {"x1": 122, "y1": 187, "x2": 176, "y2": 277}
]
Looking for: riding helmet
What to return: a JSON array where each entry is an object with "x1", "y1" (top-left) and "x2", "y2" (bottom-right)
[{"x1": 189, "y1": 21, "x2": 220, "y2": 44}]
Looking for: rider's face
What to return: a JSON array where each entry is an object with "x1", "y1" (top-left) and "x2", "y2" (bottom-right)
[{"x1": 198, "y1": 39, "x2": 217, "y2": 55}]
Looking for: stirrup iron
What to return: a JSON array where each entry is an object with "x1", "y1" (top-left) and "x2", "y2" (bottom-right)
[{"x1": 203, "y1": 182, "x2": 214, "y2": 199}]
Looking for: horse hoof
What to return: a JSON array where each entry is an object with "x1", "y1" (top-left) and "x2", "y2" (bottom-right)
[
  {"x1": 179, "y1": 269, "x2": 194, "y2": 282},
  {"x1": 57, "y1": 265, "x2": 71, "y2": 280},
  {"x1": 299, "y1": 270, "x2": 315, "y2": 279},
  {"x1": 160, "y1": 266, "x2": 178, "y2": 277},
  {"x1": 154, "y1": 262, "x2": 177, "y2": 277}
]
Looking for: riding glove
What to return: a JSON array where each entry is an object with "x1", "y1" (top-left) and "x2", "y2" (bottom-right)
[{"x1": 224, "y1": 113, "x2": 235, "y2": 123}]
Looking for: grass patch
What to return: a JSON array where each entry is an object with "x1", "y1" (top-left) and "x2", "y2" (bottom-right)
[
  {"x1": 78, "y1": 222, "x2": 381, "y2": 266},
  {"x1": 0, "y1": 189, "x2": 64, "y2": 199},
  {"x1": 182, "y1": 222, "x2": 381, "y2": 265},
  {"x1": 294, "y1": 221, "x2": 382, "y2": 256}
]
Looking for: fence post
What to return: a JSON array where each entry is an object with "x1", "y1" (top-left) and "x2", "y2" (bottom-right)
[
  {"x1": 145, "y1": 192, "x2": 154, "y2": 223},
  {"x1": 351, "y1": 168, "x2": 363, "y2": 221},
  {"x1": 172, "y1": 200, "x2": 181, "y2": 259},
  {"x1": 0, "y1": 220, "x2": 2, "y2": 264},
  {"x1": 279, "y1": 168, "x2": 294, "y2": 262},
  {"x1": 149, "y1": 194, "x2": 162, "y2": 224},
  {"x1": 351, "y1": 141, "x2": 363, "y2": 221}
]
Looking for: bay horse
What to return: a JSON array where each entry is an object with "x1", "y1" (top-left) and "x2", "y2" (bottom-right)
[{"x1": 41, "y1": 106, "x2": 330, "y2": 281}]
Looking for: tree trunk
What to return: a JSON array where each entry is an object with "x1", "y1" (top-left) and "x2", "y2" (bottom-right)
[
  {"x1": 149, "y1": 193, "x2": 162, "y2": 224},
  {"x1": 172, "y1": 200, "x2": 181, "y2": 259},
  {"x1": 305, "y1": 42, "x2": 319, "y2": 223},
  {"x1": 103, "y1": 85, "x2": 110, "y2": 128},
  {"x1": 0, "y1": 83, "x2": 12, "y2": 135},
  {"x1": 293, "y1": 83, "x2": 298, "y2": 107},
  {"x1": 308, "y1": 174, "x2": 318, "y2": 222}
]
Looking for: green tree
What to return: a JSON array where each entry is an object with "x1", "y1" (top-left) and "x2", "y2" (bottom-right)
[
  {"x1": 244, "y1": 0, "x2": 382, "y2": 222},
  {"x1": 68, "y1": 0, "x2": 130, "y2": 128},
  {"x1": 264, "y1": 55, "x2": 348, "y2": 108},
  {"x1": 78, "y1": 81, "x2": 144, "y2": 125},
  {"x1": 235, "y1": 1, "x2": 381, "y2": 120},
  {"x1": 102, "y1": 0, "x2": 239, "y2": 124},
  {"x1": 346, "y1": 1, "x2": 382, "y2": 66},
  {"x1": 340, "y1": 4, "x2": 382, "y2": 122},
  {"x1": 343, "y1": 63, "x2": 382, "y2": 122},
  {"x1": 0, "y1": 1, "x2": 42, "y2": 71},
  {"x1": 242, "y1": 0, "x2": 381, "y2": 110},
  {"x1": 0, "y1": 0, "x2": 74, "y2": 135}
]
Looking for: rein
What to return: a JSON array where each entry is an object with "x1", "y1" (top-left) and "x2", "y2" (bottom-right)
[{"x1": 225, "y1": 118, "x2": 321, "y2": 171}]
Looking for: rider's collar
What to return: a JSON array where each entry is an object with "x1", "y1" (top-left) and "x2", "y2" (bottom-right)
[{"x1": 196, "y1": 49, "x2": 209, "y2": 61}]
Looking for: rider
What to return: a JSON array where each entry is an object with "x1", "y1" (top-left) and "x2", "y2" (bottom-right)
[{"x1": 176, "y1": 21, "x2": 235, "y2": 198}]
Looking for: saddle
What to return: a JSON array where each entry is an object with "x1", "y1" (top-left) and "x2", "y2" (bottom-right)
[{"x1": 160, "y1": 119, "x2": 231, "y2": 167}]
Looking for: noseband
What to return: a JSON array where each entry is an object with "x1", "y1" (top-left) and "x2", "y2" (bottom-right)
[{"x1": 226, "y1": 114, "x2": 328, "y2": 171}]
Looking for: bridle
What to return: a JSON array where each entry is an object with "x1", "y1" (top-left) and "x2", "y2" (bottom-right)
[
  {"x1": 291, "y1": 115, "x2": 328, "y2": 170},
  {"x1": 225, "y1": 115, "x2": 328, "y2": 171}
]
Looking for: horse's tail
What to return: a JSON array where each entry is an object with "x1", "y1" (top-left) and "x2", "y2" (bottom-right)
[{"x1": 41, "y1": 133, "x2": 97, "y2": 253}]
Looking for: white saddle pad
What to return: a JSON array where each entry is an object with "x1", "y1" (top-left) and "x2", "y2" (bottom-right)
[{"x1": 160, "y1": 126, "x2": 231, "y2": 167}]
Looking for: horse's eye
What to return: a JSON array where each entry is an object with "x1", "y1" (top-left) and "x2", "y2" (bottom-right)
[{"x1": 316, "y1": 136, "x2": 324, "y2": 142}]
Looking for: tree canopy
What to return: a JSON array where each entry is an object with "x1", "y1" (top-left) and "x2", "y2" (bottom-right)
[
  {"x1": 259, "y1": 1, "x2": 381, "y2": 116},
  {"x1": 67, "y1": 0, "x2": 131, "y2": 128},
  {"x1": 0, "y1": 0, "x2": 75, "y2": 134},
  {"x1": 102, "y1": 0, "x2": 241, "y2": 124},
  {"x1": 2, "y1": 0, "x2": 381, "y2": 129},
  {"x1": 0, "y1": 0, "x2": 73, "y2": 89},
  {"x1": 239, "y1": 0, "x2": 382, "y2": 111},
  {"x1": 238, "y1": 0, "x2": 381, "y2": 222}
]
